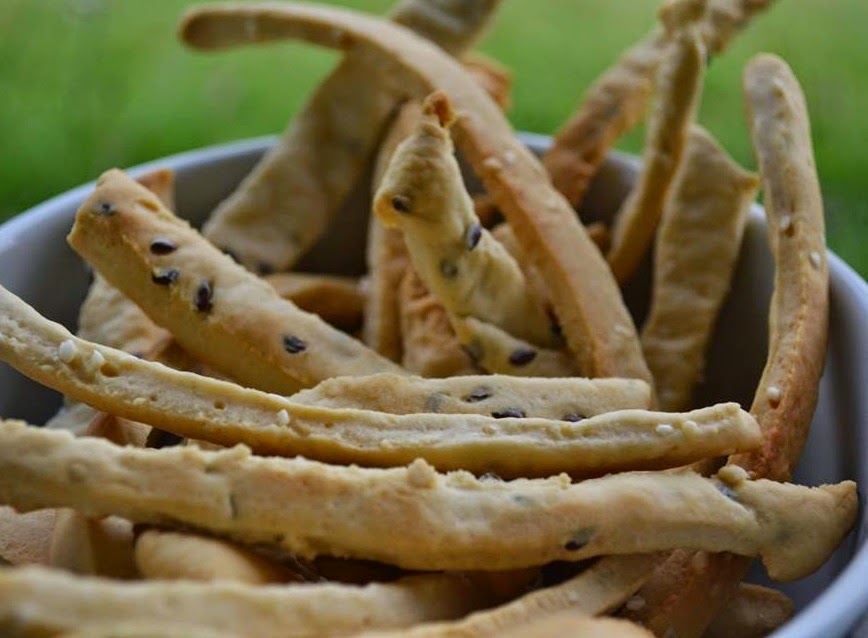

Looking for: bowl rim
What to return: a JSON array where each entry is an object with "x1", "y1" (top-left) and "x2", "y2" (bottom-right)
[{"x1": 4, "y1": 133, "x2": 868, "y2": 637}]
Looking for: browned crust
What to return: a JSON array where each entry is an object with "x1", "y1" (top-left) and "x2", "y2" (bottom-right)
[
  {"x1": 178, "y1": 0, "x2": 652, "y2": 383},
  {"x1": 704, "y1": 583, "x2": 793, "y2": 638},
  {"x1": 460, "y1": 51, "x2": 513, "y2": 112},
  {"x1": 623, "y1": 54, "x2": 830, "y2": 637}
]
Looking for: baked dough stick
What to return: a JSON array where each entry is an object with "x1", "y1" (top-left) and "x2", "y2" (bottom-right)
[
  {"x1": 375, "y1": 93, "x2": 556, "y2": 349},
  {"x1": 606, "y1": 10, "x2": 706, "y2": 285},
  {"x1": 541, "y1": 0, "x2": 778, "y2": 212},
  {"x1": 292, "y1": 373, "x2": 651, "y2": 419},
  {"x1": 135, "y1": 529, "x2": 301, "y2": 584},
  {"x1": 179, "y1": 3, "x2": 652, "y2": 384},
  {"x1": 398, "y1": 266, "x2": 478, "y2": 376},
  {"x1": 703, "y1": 584, "x2": 793, "y2": 638},
  {"x1": 0, "y1": 286, "x2": 761, "y2": 477},
  {"x1": 200, "y1": 0, "x2": 503, "y2": 274},
  {"x1": 623, "y1": 55, "x2": 831, "y2": 637},
  {"x1": 641, "y1": 126, "x2": 759, "y2": 411},
  {"x1": 264, "y1": 272, "x2": 365, "y2": 332},
  {"x1": 68, "y1": 170, "x2": 404, "y2": 395},
  {"x1": 0, "y1": 566, "x2": 495, "y2": 638},
  {"x1": 0, "y1": 423, "x2": 854, "y2": 577},
  {"x1": 0, "y1": 508, "x2": 55, "y2": 567}
]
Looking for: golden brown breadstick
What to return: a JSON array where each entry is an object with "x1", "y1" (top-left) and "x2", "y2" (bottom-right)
[
  {"x1": 460, "y1": 51, "x2": 513, "y2": 112},
  {"x1": 0, "y1": 285, "x2": 757, "y2": 477},
  {"x1": 49, "y1": 511, "x2": 137, "y2": 580},
  {"x1": 292, "y1": 372, "x2": 651, "y2": 419},
  {"x1": 623, "y1": 54, "x2": 831, "y2": 637},
  {"x1": 264, "y1": 272, "x2": 365, "y2": 332},
  {"x1": 0, "y1": 422, "x2": 853, "y2": 578},
  {"x1": 641, "y1": 126, "x2": 759, "y2": 411},
  {"x1": 607, "y1": 9, "x2": 706, "y2": 284},
  {"x1": 135, "y1": 529, "x2": 300, "y2": 584},
  {"x1": 542, "y1": 0, "x2": 778, "y2": 210},
  {"x1": 375, "y1": 93, "x2": 556, "y2": 349},
  {"x1": 398, "y1": 266, "x2": 477, "y2": 376},
  {"x1": 703, "y1": 584, "x2": 793, "y2": 638},
  {"x1": 0, "y1": 566, "x2": 495, "y2": 638},
  {"x1": 497, "y1": 613, "x2": 654, "y2": 638},
  {"x1": 0, "y1": 507, "x2": 55, "y2": 567},
  {"x1": 200, "y1": 0, "x2": 502, "y2": 273},
  {"x1": 58, "y1": 624, "x2": 238, "y2": 638},
  {"x1": 68, "y1": 169, "x2": 403, "y2": 395},
  {"x1": 179, "y1": 1, "x2": 653, "y2": 383}
]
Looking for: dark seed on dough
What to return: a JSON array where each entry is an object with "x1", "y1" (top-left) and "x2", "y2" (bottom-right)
[
  {"x1": 391, "y1": 195, "x2": 412, "y2": 213},
  {"x1": 508, "y1": 348, "x2": 537, "y2": 366},
  {"x1": 562, "y1": 413, "x2": 587, "y2": 423},
  {"x1": 283, "y1": 335, "x2": 307, "y2": 354},
  {"x1": 151, "y1": 268, "x2": 180, "y2": 285},
  {"x1": 195, "y1": 280, "x2": 214, "y2": 313},
  {"x1": 149, "y1": 239, "x2": 177, "y2": 255},
  {"x1": 97, "y1": 202, "x2": 116, "y2": 215},
  {"x1": 464, "y1": 386, "x2": 492, "y2": 403},
  {"x1": 465, "y1": 224, "x2": 482, "y2": 250},
  {"x1": 491, "y1": 407, "x2": 526, "y2": 419}
]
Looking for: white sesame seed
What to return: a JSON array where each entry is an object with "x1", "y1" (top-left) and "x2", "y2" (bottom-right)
[
  {"x1": 502, "y1": 149, "x2": 517, "y2": 165},
  {"x1": 626, "y1": 595, "x2": 646, "y2": 611},
  {"x1": 58, "y1": 340, "x2": 77, "y2": 363},
  {"x1": 90, "y1": 350, "x2": 105, "y2": 368},
  {"x1": 277, "y1": 409, "x2": 290, "y2": 426},
  {"x1": 656, "y1": 424, "x2": 675, "y2": 435},
  {"x1": 482, "y1": 156, "x2": 503, "y2": 171},
  {"x1": 767, "y1": 385, "x2": 782, "y2": 404},
  {"x1": 779, "y1": 215, "x2": 792, "y2": 233},
  {"x1": 809, "y1": 250, "x2": 822, "y2": 268}
]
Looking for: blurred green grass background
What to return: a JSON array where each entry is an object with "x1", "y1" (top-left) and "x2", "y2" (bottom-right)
[{"x1": 1, "y1": 0, "x2": 866, "y2": 276}]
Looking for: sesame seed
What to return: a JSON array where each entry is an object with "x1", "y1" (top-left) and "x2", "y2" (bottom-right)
[
  {"x1": 508, "y1": 348, "x2": 537, "y2": 366},
  {"x1": 503, "y1": 149, "x2": 517, "y2": 165},
  {"x1": 58, "y1": 340, "x2": 77, "y2": 363},
  {"x1": 277, "y1": 409, "x2": 290, "y2": 426},
  {"x1": 391, "y1": 195, "x2": 412, "y2": 214},
  {"x1": 809, "y1": 250, "x2": 822, "y2": 268},
  {"x1": 149, "y1": 239, "x2": 177, "y2": 255},
  {"x1": 767, "y1": 385, "x2": 781, "y2": 406},
  {"x1": 562, "y1": 413, "x2": 586, "y2": 423},
  {"x1": 656, "y1": 424, "x2": 674, "y2": 435},
  {"x1": 465, "y1": 224, "x2": 482, "y2": 250},
  {"x1": 779, "y1": 215, "x2": 793, "y2": 234},
  {"x1": 151, "y1": 268, "x2": 180, "y2": 285},
  {"x1": 464, "y1": 386, "x2": 492, "y2": 403},
  {"x1": 482, "y1": 156, "x2": 503, "y2": 171},
  {"x1": 90, "y1": 351, "x2": 105, "y2": 368},
  {"x1": 626, "y1": 596, "x2": 646, "y2": 611},
  {"x1": 283, "y1": 335, "x2": 307, "y2": 354},
  {"x1": 96, "y1": 202, "x2": 116, "y2": 216},
  {"x1": 195, "y1": 280, "x2": 214, "y2": 313},
  {"x1": 492, "y1": 407, "x2": 526, "y2": 419}
]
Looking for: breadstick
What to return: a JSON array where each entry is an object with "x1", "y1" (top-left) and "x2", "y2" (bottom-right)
[
  {"x1": 200, "y1": 0, "x2": 503, "y2": 273},
  {"x1": 542, "y1": 0, "x2": 778, "y2": 210},
  {"x1": 623, "y1": 54, "x2": 831, "y2": 637},
  {"x1": 0, "y1": 566, "x2": 493, "y2": 638},
  {"x1": 179, "y1": 1, "x2": 653, "y2": 383},
  {"x1": 398, "y1": 266, "x2": 478, "y2": 376},
  {"x1": 703, "y1": 584, "x2": 793, "y2": 638},
  {"x1": 264, "y1": 272, "x2": 365, "y2": 332},
  {"x1": 0, "y1": 422, "x2": 853, "y2": 578},
  {"x1": 607, "y1": 8, "x2": 706, "y2": 284},
  {"x1": 375, "y1": 92, "x2": 556, "y2": 348},
  {"x1": 641, "y1": 126, "x2": 759, "y2": 411},
  {"x1": 292, "y1": 372, "x2": 651, "y2": 419},
  {"x1": 135, "y1": 529, "x2": 300, "y2": 584},
  {"x1": 0, "y1": 285, "x2": 758, "y2": 477},
  {"x1": 49, "y1": 511, "x2": 137, "y2": 580},
  {"x1": 68, "y1": 169, "x2": 403, "y2": 395},
  {"x1": 460, "y1": 51, "x2": 512, "y2": 112},
  {"x1": 0, "y1": 508, "x2": 55, "y2": 567}
]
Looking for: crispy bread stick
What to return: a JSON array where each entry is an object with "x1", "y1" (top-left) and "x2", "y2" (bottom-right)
[
  {"x1": 179, "y1": 0, "x2": 653, "y2": 383},
  {"x1": 68, "y1": 169, "x2": 403, "y2": 395},
  {"x1": 0, "y1": 285, "x2": 758, "y2": 477},
  {"x1": 0, "y1": 565, "x2": 492, "y2": 638},
  {"x1": 201, "y1": 0, "x2": 502, "y2": 273},
  {"x1": 0, "y1": 422, "x2": 854, "y2": 577}
]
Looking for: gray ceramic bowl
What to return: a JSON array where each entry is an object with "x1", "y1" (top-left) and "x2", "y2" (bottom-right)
[{"x1": 0, "y1": 135, "x2": 866, "y2": 637}]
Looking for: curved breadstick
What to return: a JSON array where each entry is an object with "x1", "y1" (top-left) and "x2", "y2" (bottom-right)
[
  {"x1": 0, "y1": 422, "x2": 854, "y2": 578},
  {"x1": 641, "y1": 126, "x2": 759, "y2": 411},
  {"x1": 48, "y1": 511, "x2": 137, "y2": 580},
  {"x1": 624, "y1": 55, "x2": 831, "y2": 637},
  {"x1": 375, "y1": 93, "x2": 555, "y2": 348},
  {"x1": 179, "y1": 1, "x2": 652, "y2": 383},
  {"x1": 264, "y1": 272, "x2": 365, "y2": 332},
  {"x1": 292, "y1": 372, "x2": 651, "y2": 419},
  {"x1": 0, "y1": 566, "x2": 493, "y2": 638},
  {"x1": 68, "y1": 169, "x2": 404, "y2": 395},
  {"x1": 200, "y1": 0, "x2": 502, "y2": 273},
  {"x1": 58, "y1": 625, "x2": 237, "y2": 638},
  {"x1": 398, "y1": 266, "x2": 478, "y2": 376},
  {"x1": 704, "y1": 584, "x2": 793, "y2": 638},
  {"x1": 607, "y1": 11, "x2": 706, "y2": 284},
  {"x1": 135, "y1": 529, "x2": 300, "y2": 584},
  {"x1": 0, "y1": 285, "x2": 759, "y2": 477},
  {"x1": 541, "y1": 0, "x2": 777, "y2": 210}
]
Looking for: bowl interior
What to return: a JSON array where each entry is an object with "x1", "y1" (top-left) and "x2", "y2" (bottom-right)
[{"x1": 0, "y1": 135, "x2": 866, "y2": 637}]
